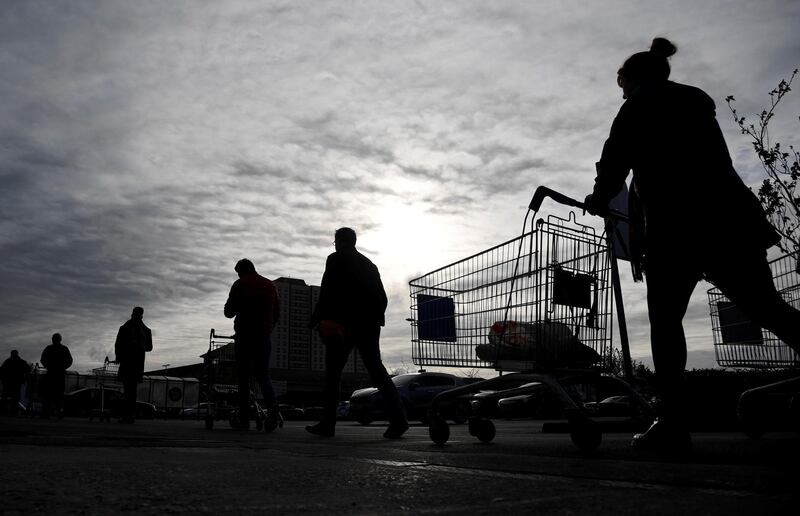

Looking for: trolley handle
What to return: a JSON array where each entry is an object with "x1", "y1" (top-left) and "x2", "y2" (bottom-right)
[{"x1": 528, "y1": 186, "x2": 628, "y2": 222}]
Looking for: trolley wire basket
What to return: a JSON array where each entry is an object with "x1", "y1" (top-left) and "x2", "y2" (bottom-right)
[
  {"x1": 409, "y1": 186, "x2": 653, "y2": 450},
  {"x1": 707, "y1": 252, "x2": 800, "y2": 437},
  {"x1": 708, "y1": 252, "x2": 800, "y2": 368},
  {"x1": 410, "y1": 212, "x2": 613, "y2": 373}
]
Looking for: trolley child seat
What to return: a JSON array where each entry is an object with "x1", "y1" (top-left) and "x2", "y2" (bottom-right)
[
  {"x1": 203, "y1": 329, "x2": 282, "y2": 432},
  {"x1": 708, "y1": 252, "x2": 800, "y2": 437},
  {"x1": 408, "y1": 186, "x2": 653, "y2": 450}
]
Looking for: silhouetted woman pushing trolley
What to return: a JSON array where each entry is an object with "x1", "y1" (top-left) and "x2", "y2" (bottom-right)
[{"x1": 584, "y1": 37, "x2": 800, "y2": 450}]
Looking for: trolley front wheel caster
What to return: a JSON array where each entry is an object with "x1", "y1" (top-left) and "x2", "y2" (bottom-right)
[
  {"x1": 429, "y1": 417, "x2": 450, "y2": 445},
  {"x1": 468, "y1": 417, "x2": 496, "y2": 443},
  {"x1": 204, "y1": 416, "x2": 214, "y2": 430},
  {"x1": 264, "y1": 413, "x2": 280, "y2": 434},
  {"x1": 569, "y1": 417, "x2": 602, "y2": 452}
]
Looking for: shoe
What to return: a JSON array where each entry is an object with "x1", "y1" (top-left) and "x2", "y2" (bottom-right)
[
  {"x1": 383, "y1": 422, "x2": 409, "y2": 439},
  {"x1": 306, "y1": 422, "x2": 335, "y2": 437},
  {"x1": 631, "y1": 418, "x2": 691, "y2": 452}
]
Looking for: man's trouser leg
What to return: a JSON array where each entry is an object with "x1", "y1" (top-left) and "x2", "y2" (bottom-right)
[
  {"x1": 234, "y1": 338, "x2": 252, "y2": 425},
  {"x1": 122, "y1": 378, "x2": 137, "y2": 419},
  {"x1": 322, "y1": 335, "x2": 353, "y2": 425},
  {"x1": 355, "y1": 326, "x2": 407, "y2": 426},
  {"x1": 253, "y1": 337, "x2": 277, "y2": 409}
]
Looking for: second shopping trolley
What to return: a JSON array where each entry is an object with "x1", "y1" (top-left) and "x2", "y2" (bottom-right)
[
  {"x1": 708, "y1": 251, "x2": 800, "y2": 437},
  {"x1": 408, "y1": 186, "x2": 653, "y2": 450}
]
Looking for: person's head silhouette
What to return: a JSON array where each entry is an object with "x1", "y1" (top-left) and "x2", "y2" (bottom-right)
[
  {"x1": 132, "y1": 306, "x2": 144, "y2": 320},
  {"x1": 334, "y1": 227, "x2": 357, "y2": 252},
  {"x1": 617, "y1": 37, "x2": 676, "y2": 99},
  {"x1": 52, "y1": 333, "x2": 62, "y2": 345},
  {"x1": 234, "y1": 258, "x2": 257, "y2": 277}
]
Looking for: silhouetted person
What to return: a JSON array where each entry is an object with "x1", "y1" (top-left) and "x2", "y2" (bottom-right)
[
  {"x1": 114, "y1": 307, "x2": 153, "y2": 423},
  {"x1": 585, "y1": 37, "x2": 800, "y2": 450},
  {"x1": 40, "y1": 333, "x2": 73, "y2": 419},
  {"x1": 224, "y1": 258, "x2": 280, "y2": 430},
  {"x1": 306, "y1": 227, "x2": 409, "y2": 438},
  {"x1": 1, "y1": 350, "x2": 31, "y2": 415}
]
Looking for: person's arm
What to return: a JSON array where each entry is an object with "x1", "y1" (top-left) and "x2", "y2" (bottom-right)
[
  {"x1": 586, "y1": 107, "x2": 635, "y2": 214},
  {"x1": 224, "y1": 281, "x2": 240, "y2": 319},
  {"x1": 114, "y1": 326, "x2": 125, "y2": 363},
  {"x1": 64, "y1": 348, "x2": 73, "y2": 370},
  {"x1": 310, "y1": 255, "x2": 334, "y2": 327}
]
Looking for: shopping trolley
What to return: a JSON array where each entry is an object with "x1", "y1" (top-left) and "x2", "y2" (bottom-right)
[
  {"x1": 708, "y1": 252, "x2": 800, "y2": 436},
  {"x1": 409, "y1": 186, "x2": 653, "y2": 450},
  {"x1": 89, "y1": 357, "x2": 121, "y2": 422},
  {"x1": 203, "y1": 329, "x2": 282, "y2": 432}
]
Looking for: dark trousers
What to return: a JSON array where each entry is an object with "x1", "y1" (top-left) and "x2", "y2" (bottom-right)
[
  {"x1": 122, "y1": 378, "x2": 138, "y2": 419},
  {"x1": 41, "y1": 372, "x2": 65, "y2": 418},
  {"x1": 235, "y1": 335, "x2": 276, "y2": 421},
  {"x1": 646, "y1": 247, "x2": 800, "y2": 418},
  {"x1": 1, "y1": 381, "x2": 22, "y2": 415},
  {"x1": 321, "y1": 325, "x2": 407, "y2": 426}
]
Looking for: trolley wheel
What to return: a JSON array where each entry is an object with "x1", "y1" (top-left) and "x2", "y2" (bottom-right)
[
  {"x1": 264, "y1": 411, "x2": 279, "y2": 434},
  {"x1": 468, "y1": 417, "x2": 496, "y2": 443},
  {"x1": 429, "y1": 417, "x2": 450, "y2": 445},
  {"x1": 205, "y1": 416, "x2": 214, "y2": 430},
  {"x1": 569, "y1": 417, "x2": 602, "y2": 452}
]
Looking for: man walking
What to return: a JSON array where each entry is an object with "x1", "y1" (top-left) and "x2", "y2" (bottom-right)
[
  {"x1": 1, "y1": 350, "x2": 31, "y2": 415},
  {"x1": 224, "y1": 259, "x2": 280, "y2": 431},
  {"x1": 307, "y1": 227, "x2": 408, "y2": 438},
  {"x1": 115, "y1": 307, "x2": 153, "y2": 423},
  {"x1": 40, "y1": 333, "x2": 73, "y2": 418}
]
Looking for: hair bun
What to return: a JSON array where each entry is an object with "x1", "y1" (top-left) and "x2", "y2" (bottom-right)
[{"x1": 650, "y1": 37, "x2": 677, "y2": 58}]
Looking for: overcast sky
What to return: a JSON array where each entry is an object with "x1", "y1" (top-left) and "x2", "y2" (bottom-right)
[{"x1": 2, "y1": 0, "x2": 799, "y2": 374}]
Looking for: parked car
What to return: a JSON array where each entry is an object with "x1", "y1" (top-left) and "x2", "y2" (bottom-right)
[
  {"x1": 62, "y1": 387, "x2": 157, "y2": 419},
  {"x1": 180, "y1": 402, "x2": 210, "y2": 419},
  {"x1": 349, "y1": 372, "x2": 476, "y2": 425}
]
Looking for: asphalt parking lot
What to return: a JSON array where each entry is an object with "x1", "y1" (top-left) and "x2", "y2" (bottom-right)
[{"x1": 1, "y1": 415, "x2": 798, "y2": 515}]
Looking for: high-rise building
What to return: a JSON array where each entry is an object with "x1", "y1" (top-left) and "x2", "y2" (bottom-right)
[{"x1": 272, "y1": 277, "x2": 367, "y2": 375}]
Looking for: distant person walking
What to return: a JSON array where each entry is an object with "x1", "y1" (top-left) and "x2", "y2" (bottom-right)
[
  {"x1": 224, "y1": 259, "x2": 280, "y2": 431},
  {"x1": 114, "y1": 307, "x2": 153, "y2": 423},
  {"x1": 40, "y1": 333, "x2": 73, "y2": 418},
  {"x1": 1, "y1": 350, "x2": 31, "y2": 415},
  {"x1": 307, "y1": 227, "x2": 408, "y2": 438},
  {"x1": 584, "y1": 37, "x2": 800, "y2": 450}
]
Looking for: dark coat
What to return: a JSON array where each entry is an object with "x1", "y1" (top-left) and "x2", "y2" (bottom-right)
[
  {"x1": 0, "y1": 355, "x2": 31, "y2": 385},
  {"x1": 115, "y1": 319, "x2": 153, "y2": 383},
  {"x1": 592, "y1": 80, "x2": 778, "y2": 266},
  {"x1": 224, "y1": 272, "x2": 280, "y2": 338},
  {"x1": 311, "y1": 248, "x2": 388, "y2": 329},
  {"x1": 40, "y1": 344, "x2": 73, "y2": 375}
]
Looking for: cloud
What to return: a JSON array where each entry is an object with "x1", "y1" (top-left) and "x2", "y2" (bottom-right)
[{"x1": 1, "y1": 0, "x2": 798, "y2": 374}]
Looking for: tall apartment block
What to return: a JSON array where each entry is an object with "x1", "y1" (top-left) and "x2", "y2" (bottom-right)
[{"x1": 272, "y1": 277, "x2": 365, "y2": 375}]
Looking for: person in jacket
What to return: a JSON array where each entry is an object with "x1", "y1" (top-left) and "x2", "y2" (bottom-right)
[
  {"x1": 1, "y1": 350, "x2": 31, "y2": 415},
  {"x1": 306, "y1": 227, "x2": 408, "y2": 438},
  {"x1": 224, "y1": 259, "x2": 280, "y2": 431},
  {"x1": 114, "y1": 307, "x2": 153, "y2": 423},
  {"x1": 584, "y1": 37, "x2": 800, "y2": 450},
  {"x1": 40, "y1": 333, "x2": 73, "y2": 418}
]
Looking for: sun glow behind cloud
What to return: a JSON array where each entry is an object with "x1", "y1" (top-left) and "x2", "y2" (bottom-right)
[{"x1": 1, "y1": 0, "x2": 799, "y2": 373}]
